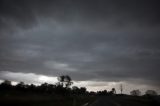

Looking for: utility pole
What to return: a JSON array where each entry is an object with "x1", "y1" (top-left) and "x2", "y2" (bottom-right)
[{"x1": 120, "y1": 84, "x2": 123, "y2": 94}]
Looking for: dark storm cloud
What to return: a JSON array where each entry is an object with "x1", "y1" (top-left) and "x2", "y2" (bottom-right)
[{"x1": 0, "y1": 0, "x2": 160, "y2": 87}]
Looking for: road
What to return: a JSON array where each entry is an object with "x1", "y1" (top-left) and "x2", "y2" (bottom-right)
[{"x1": 89, "y1": 96, "x2": 121, "y2": 106}]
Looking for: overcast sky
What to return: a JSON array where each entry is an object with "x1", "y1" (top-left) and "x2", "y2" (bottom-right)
[{"x1": 0, "y1": 0, "x2": 160, "y2": 94}]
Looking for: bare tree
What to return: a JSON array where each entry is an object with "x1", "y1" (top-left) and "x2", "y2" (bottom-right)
[
  {"x1": 57, "y1": 75, "x2": 65, "y2": 86},
  {"x1": 57, "y1": 75, "x2": 73, "y2": 88}
]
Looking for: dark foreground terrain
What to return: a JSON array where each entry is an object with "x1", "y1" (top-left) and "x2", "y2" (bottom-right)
[
  {"x1": 89, "y1": 95, "x2": 160, "y2": 106},
  {"x1": 0, "y1": 94, "x2": 95, "y2": 106},
  {"x1": 0, "y1": 80, "x2": 159, "y2": 106},
  {"x1": 0, "y1": 95, "x2": 160, "y2": 106}
]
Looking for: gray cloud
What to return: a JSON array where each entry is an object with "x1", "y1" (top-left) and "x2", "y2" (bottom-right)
[{"x1": 0, "y1": 0, "x2": 160, "y2": 89}]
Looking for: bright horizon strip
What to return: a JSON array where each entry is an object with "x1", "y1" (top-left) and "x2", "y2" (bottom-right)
[{"x1": 0, "y1": 71, "x2": 159, "y2": 95}]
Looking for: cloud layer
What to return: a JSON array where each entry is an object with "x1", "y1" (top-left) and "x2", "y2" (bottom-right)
[{"x1": 0, "y1": 0, "x2": 160, "y2": 90}]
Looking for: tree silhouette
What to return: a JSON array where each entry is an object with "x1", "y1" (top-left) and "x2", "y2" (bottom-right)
[
  {"x1": 58, "y1": 75, "x2": 65, "y2": 86},
  {"x1": 72, "y1": 86, "x2": 87, "y2": 95},
  {"x1": 79, "y1": 87, "x2": 87, "y2": 94},
  {"x1": 111, "y1": 88, "x2": 116, "y2": 94},
  {"x1": 0, "y1": 80, "x2": 12, "y2": 90},
  {"x1": 1, "y1": 80, "x2": 11, "y2": 85},
  {"x1": 145, "y1": 90, "x2": 157, "y2": 96},
  {"x1": 58, "y1": 75, "x2": 73, "y2": 88},
  {"x1": 130, "y1": 89, "x2": 141, "y2": 96},
  {"x1": 97, "y1": 90, "x2": 108, "y2": 95},
  {"x1": 16, "y1": 82, "x2": 26, "y2": 91}
]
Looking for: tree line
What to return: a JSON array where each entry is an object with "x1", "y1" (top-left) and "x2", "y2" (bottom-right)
[{"x1": 0, "y1": 75, "x2": 158, "y2": 97}]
